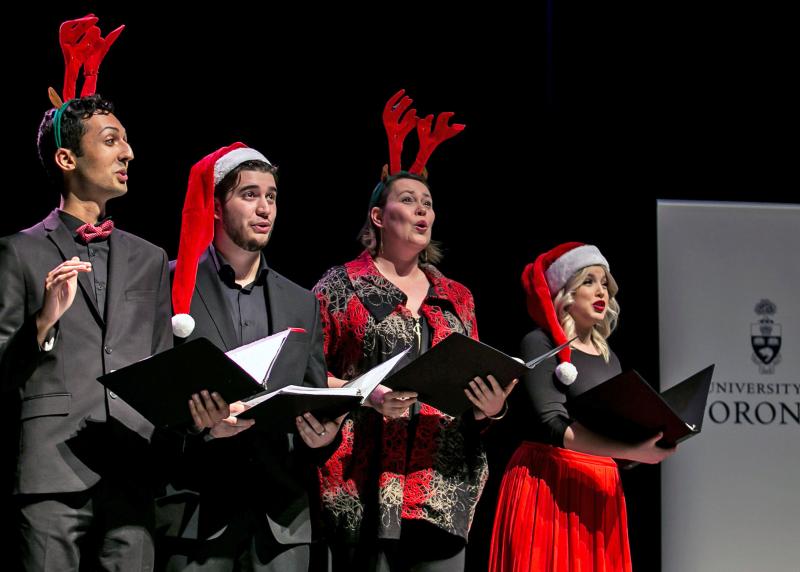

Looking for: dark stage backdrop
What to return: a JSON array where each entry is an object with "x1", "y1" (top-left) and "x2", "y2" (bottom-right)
[{"x1": 2, "y1": 4, "x2": 795, "y2": 571}]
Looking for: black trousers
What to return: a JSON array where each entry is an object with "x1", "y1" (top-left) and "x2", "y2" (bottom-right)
[
  {"x1": 329, "y1": 520, "x2": 466, "y2": 572},
  {"x1": 18, "y1": 478, "x2": 155, "y2": 572},
  {"x1": 158, "y1": 509, "x2": 315, "y2": 572}
]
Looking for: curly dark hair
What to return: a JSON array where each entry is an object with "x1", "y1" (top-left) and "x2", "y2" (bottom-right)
[{"x1": 37, "y1": 94, "x2": 115, "y2": 188}]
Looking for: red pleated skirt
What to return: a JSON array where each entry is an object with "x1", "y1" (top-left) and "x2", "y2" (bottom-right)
[{"x1": 489, "y1": 441, "x2": 632, "y2": 572}]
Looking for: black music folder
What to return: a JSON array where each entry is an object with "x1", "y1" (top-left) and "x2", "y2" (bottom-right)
[
  {"x1": 569, "y1": 364, "x2": 715, "y2": 449},
  {"x1": 382, "y1": 333, "x2": 550, "y2": 417},
  {"x1": 98, "y1": 330, "x2": 295, "y2": 429}
]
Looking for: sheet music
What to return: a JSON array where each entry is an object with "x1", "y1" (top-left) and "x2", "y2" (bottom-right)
[
  {"x1": 225, "y1": 328, "x2": 293, "y2": 384},
  {"x1": 345, "y1": 349, "x2": 410, "y2": 398},
  {"x1": 240, "y1": 384, "x2": 361, "y2": 409}
]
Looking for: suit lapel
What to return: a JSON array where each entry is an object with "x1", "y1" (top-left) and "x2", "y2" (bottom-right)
[
  {"x1": 194, "y1": 251, "x2": 238, "y2": 350},
  {"x1": 43, "y1": 209, "x2": 103, "y2": 324},
  {"x1": 266, "y1": 270, "x2": 288, "y2": 335},
  {"x1": 105, "y1": 230, "x2": 129, "y2": 334},
  {"x1": 265, "y1": 270, "x2": 305, "y2": 392}
]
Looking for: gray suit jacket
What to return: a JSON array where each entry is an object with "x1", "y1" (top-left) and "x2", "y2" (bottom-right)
[
  {"x1": 158, "y1": 249, "x2": 328, "y2": 544},
  {"x1": 0, "y1": 209, "x2": 172, "y2": 495}
]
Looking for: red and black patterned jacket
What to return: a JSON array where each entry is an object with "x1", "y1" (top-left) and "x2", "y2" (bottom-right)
[{"x1": 313, "y1": 250, "x2": 489, "y2": 542}]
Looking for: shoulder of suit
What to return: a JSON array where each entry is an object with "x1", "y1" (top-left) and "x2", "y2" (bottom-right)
[
  {"x1": 169, "y1": 249, "x2": 212, "y2": 276},
  {"x1": 269, "y1": 268, "x2": 316, "y2": 299},
  {"x1": 1, "y1": 220, "x2": 49, "y2": 246},
  {"x1": 115, "y1": 229, "x2": 166, "y2": 255}
]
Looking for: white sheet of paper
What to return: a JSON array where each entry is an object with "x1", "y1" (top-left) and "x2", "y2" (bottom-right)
[
  {"x1": 239, "y1": 385, "x2": 361, "y2": 410},
  {"x1": 225, "y1": 329, "x2": 292, "y2": 384},
  {"x1": 345, "y1": 349, "x2": 410, "y2": 398}
]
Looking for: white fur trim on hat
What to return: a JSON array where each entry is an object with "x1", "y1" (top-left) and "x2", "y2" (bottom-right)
[
  {"x1": 555, "y1": 361, "x2": 578, "y2": 385},
  {"x1": 545, "y1": 245, "x2": 609, "y2": 295},
  {"x1": 213, "y1": 148, "x2": 272, "y2": 186},
  {"x1": 172, "y1": 313, "x2": 196, "y2": 338}
]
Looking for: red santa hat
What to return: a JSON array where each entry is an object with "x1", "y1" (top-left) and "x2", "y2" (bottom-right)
[
  {"x1": 171, "y1": 142, "x2": 272, "y2": 337},
  {"x1": 520, "y1": 242, "x2": 612, "y2": 385}
]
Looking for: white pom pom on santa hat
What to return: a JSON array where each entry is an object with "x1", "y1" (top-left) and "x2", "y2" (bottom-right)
[
  {"x1": 555, "y1": 361, "x2": 578, "y2": 385},
  {"x1": 171, "y1": 313, "x2": 195, "y2": 339}
]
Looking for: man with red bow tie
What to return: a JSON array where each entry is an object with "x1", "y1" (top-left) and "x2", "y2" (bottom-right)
[{"x1": 0, "y1": 16, "x2": 176, "y2": 570}]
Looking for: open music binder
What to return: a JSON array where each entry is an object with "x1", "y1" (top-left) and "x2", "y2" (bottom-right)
[
  {"x1": 235, "y1": 350, "x2": 409, "y2": 430},
  {"x1": 98, "y1": 329, "x2": 298, "y2": 429},
  {"x1": 381, "y1": 333, "x2": 571, "y2": 417},
  {"x1": 569, "y1": 364, "x2": 716, "y2": 450}
]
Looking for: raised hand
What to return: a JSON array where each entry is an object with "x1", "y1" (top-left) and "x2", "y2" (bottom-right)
[{"x1": 36, "y1": 257, "x2": 91, "y2": 345}]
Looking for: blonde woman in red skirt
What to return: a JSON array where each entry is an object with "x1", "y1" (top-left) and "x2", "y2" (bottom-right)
[{"x1": 489, "y1": 242, "x2": 676, "y2": 572}]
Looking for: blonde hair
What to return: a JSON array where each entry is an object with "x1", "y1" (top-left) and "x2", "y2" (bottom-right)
[{"x1": 553, "y1": 265, "x2": 620, "y2": 362}]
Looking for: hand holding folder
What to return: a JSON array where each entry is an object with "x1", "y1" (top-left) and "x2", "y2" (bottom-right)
[
  {"x1": 569, "y1": 364, "x2": 715, "y2": 465},
  {"x1": 98, "y1": 328, "x2": 298, "y2": 429},
  {"x1": 233, "y1": 350, "x2": 410, "y2": 431},
  {"x1": 100, "y1": 329, "x2": 412, "y2": 431},
  {"x1": 381, "y1": 333, "x2": 573, "y2": 417}
]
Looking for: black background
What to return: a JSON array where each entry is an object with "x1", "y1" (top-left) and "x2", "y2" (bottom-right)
[{"x1": 2, "y1": 3, "x2": 795, "y2": 570}]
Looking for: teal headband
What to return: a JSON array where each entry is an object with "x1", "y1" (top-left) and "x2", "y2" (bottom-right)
[
  {"x1": 53, "y1": 99, "x2": 77, "y2": 149},
  {"x1": 368, "y1": 181, "x2": 386, "y2": 208},
  {"x1": 369, "y1": 170, "x2": 420, "y2": 208}
]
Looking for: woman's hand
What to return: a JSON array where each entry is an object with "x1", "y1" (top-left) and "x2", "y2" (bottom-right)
[
  {"x1": 296, "y1": 412, "x2": 346, "y2": 448},
  {"x1": 465, "y1": 375, "x2": 518, "y2": 420},
  {"x1": 623, "y1": 432, "x2": 677, "y2": 464},
  {"x1": 365, "y1": 384, "x2": 418, "y2": 418}
]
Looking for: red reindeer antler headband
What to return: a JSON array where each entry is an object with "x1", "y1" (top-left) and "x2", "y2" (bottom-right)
[
  {"x1": 369, "y1": 89, "x2": 465, "y2": 206},
  {"x1": 49, "y1": 14, "x2": 124, "y2": 108},
  {"x1": 48, "y1": 14, "x2": 124, "y2": 148}
]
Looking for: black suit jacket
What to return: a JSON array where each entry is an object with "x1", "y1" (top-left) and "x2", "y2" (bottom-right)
[
  {"x1": 0, "y1": 209, "x2": 172, "y2": 495},
  {"x1": 159, "y1": 248, "x2": 327, "y2": 544}
]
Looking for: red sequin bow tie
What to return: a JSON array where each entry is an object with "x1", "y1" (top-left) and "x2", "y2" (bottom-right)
[{"x1": 76, "y1": 219, "x2": 114, "y2": 244}]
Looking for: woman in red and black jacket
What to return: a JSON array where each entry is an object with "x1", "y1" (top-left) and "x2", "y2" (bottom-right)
[{"x1": 313, "y1": 118, "x2": 515, "y2": 569}]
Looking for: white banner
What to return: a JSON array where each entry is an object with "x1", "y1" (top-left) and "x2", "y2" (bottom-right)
[{"x1": 658, "y1": 201, "x2": 800, "y2": 572}]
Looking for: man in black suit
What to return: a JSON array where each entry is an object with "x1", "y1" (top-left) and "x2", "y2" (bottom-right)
[
  {"x1": 0, "y1": 93, "x2": 173, "y2": 570},
  {"x1": 160, "y1": 143, "x2": 341, "y2": 571}
]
